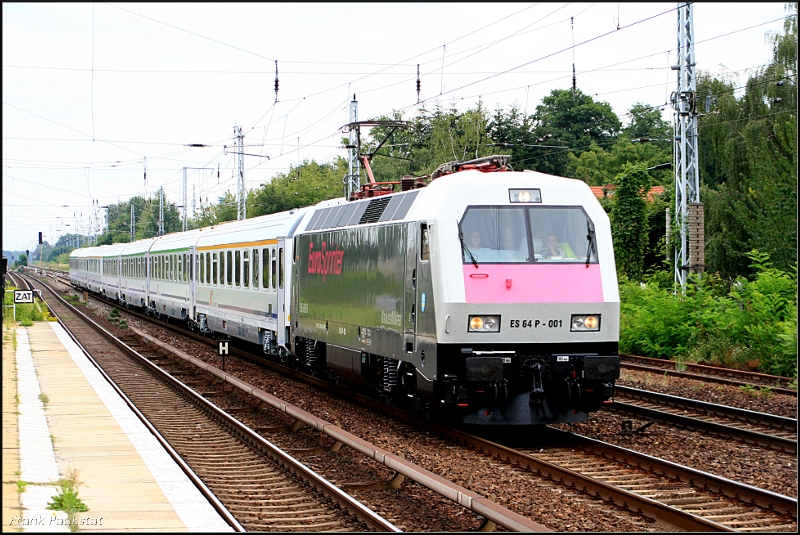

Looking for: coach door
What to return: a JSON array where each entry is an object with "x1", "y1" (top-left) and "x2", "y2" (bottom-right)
[
  {"x1": 404, "y1": 222, "x2": 418, "y2": 353},
  {"x1": 276, "y1": 239, "x2": 288, "y2": 346}
]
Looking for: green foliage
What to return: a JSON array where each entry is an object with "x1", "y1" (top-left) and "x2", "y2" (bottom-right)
[
  {"x1": 566, "y1": 139, "x2": 671, "y2": 186},
  {"x1": 620, "y1": 253, "x2": 797, "y2": 377},
  {"x1": 250, "y1": 159, "x2": 345, "y2": 217},
  {"x1": 47, "y1": 469, "x2": 89, "y2": 532},
  {"x1": 611, "y1": 165, "x2": 650, "y2": 281},
  {"x1": 96, "y1": 193, "x2": 183, "y2": 244},
  {"x1": 529, "y1": 88, "x2": 622, "y2": 176},
  {"x1": 622, "y1": 103, "x2": 672, "y2": 141},
  {"x1": 8, "y1": 289, "x2": 51, "y2": 324},
  {"x1": 362, "y1": 102, "x2": 496, "y2": 183},
  {"x1": 699, "y1": 4, "x2": 797, "y2": 278}
]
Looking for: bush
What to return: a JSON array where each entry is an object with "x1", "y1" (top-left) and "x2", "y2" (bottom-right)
[{"x1": 620, "y1": 251, "x2": 797, "y2": 378}]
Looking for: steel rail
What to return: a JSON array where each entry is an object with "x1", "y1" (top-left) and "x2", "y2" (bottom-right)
[
  {"x1": 621, "y1": 354, "x2": 797, "y2": 395},
  {"x1": 27, "y1": 274, "x2": 400, "y2": 533},
  {"x1": 614, "y1": 385, "x2": 797, "y2": 453},
  {"x1": 128, "y1": 325, "x2": 552, "y2": 533}
]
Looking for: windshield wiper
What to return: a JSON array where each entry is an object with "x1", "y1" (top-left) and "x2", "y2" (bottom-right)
[
  {"x1": 459, "y1": 228, "x2": 479, "y2": 268},
  {"x1": 586, "y1": 219, "x2": 597, "y2": 266}
]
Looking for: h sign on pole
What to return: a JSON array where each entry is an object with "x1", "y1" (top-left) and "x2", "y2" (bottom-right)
[{"x1": 218, "y1": 340, "x2": 229, "y2": 371}]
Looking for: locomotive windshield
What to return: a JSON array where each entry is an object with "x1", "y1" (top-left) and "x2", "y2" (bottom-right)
[{"x1": 460, "y1": 206, "x2": 598, "y2": 264}]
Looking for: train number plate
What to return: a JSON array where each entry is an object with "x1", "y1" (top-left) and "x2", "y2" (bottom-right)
[{"x1": 509, "y1": 319, "x2": 563, "y2": 328}]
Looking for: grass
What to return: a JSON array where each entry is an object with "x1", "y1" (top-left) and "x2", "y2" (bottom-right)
[{"x1": 47, "y1": 468, "x2": 89, "y2": 532}]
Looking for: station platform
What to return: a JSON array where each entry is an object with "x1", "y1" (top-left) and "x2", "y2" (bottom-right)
[{"x1": 2, "y1": 322, "x2": 234, "y2": 532}]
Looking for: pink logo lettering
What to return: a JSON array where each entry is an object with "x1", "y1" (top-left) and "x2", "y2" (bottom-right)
[{"x1": 308, "y1": 241, "x2": 344, "y2": 281}]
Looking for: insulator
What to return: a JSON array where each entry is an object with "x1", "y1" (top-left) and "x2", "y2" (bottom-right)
[{"x1": 274, "y1": 60, "x2": 279, "y2": 102}]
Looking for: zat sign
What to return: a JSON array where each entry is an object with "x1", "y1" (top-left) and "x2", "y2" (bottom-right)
[{"x1": 14, "y1": 291, "x2": 34, "y2": 304}]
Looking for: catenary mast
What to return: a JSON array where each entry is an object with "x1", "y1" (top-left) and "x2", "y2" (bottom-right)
[{"x1": 671, "y1": 1, "x2": 704, "y2": 291}]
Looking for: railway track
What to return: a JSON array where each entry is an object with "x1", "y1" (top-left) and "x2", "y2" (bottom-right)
[
  {"x1": 24, "y1": 274, "x2": 397, "y2": 532},
  {"x1": 613, "y1": 385, "x2": 798, "y2": 453},
  {"x1": 29, "y1": 270, "x2": 798, "y2": 532},
  {"x1": 621, "y1": 354, "x2": 797, "y2": 396},
  {"x1": 23, "y1": 272, "x2": 549, "y2": 532},
  {"x1": 445, "y1": 427, "x2": 798, "y2": 532}
]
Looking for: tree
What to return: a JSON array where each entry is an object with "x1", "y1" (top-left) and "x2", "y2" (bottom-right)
[
  {"x1": 567, "y1": 139, "x2": 671, "y2": 186},
  {"x1": 701, "y1": 4, "x2": 797, "y2": 278},
  {"x1": 250, "y1": 159, "x2": 345, "y2": 217},
  {"x1": 487, "y1": 104, "x2": 539, "y2": 171},
  {"x1": 529, "y1": 89, "x2": 622, "y2": 176},
  {"x1": 362, "y1": 102, "x2": 496, "y2": 181},
  {"x1": 622, "y1": 103, "x2": 671, "y2": 141},
  {"x1": 611, "y1": 164, "x2": 651, "y2": 281}
]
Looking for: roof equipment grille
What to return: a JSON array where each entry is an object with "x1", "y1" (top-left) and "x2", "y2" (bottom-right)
[{"x1": 359, "y1": 197, "x2": 391, "y2": 224}]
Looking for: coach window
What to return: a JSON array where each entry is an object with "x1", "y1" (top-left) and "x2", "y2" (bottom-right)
[
  {"x1": 243, "y1": 250, "x2": 249, "y2": 289},
  {"x1": 420, "y1": 223, "x2": 430, "y2": 261},
  {"x1": 199, "y1": 253, "x2": 205, "y2": 284},
  {"x1": 271, "y1": 248, "x2": 277, "y2": 290},
  {"x1": 234, "y1": 250, "x2": 241, "y2": 287},
  {"x1": 211, "y1": 252, "x2": 218, "y2": 285},
  {"x1": 225, "y1": 251, "x2": 233, "y2": 286},
  {"x1": 252, "y1": 249, "x2": 259, "y2": 289},
  {"x1": 279, "y1": 247, "x2": 284, "y2": 289},
  {"x1": 261, "y1": 248, "x2": 269, "y2": 290}
]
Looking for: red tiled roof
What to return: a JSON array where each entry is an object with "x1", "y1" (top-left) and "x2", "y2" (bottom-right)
[{"x1": 590, "y1": 185, "x2": 664, "y2": 201}]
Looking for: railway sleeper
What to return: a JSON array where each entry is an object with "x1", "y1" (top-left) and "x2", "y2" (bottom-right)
[
  {"x1": 257, "y1": 419, "x2": 303, "y2": 434},
  {"x1": 290, "y1": 440, "x2": 343, "y2": 456},
  {"x1": 341, "y1": 470, "x2": 405, "y2": 491}
]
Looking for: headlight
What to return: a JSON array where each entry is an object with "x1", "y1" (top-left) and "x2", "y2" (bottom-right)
[
  {"x1": 469, "y1": 315, "x2": 501, "y2": 332},
  {"x1": 571, "y1": 314, "x2": 600, "y2": 332},
  {"x1": 509, "y1": 188, "x2": 541, "y2": 203}
]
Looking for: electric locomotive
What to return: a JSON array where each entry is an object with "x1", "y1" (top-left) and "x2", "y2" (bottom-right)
[{"x1": 291, "y1": 156, "x2": 620, "y2": 425}]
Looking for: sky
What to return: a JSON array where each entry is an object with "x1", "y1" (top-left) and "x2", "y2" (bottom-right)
[{"x1": 2, "y1": 2, "x2": 792, "y2": 253}]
